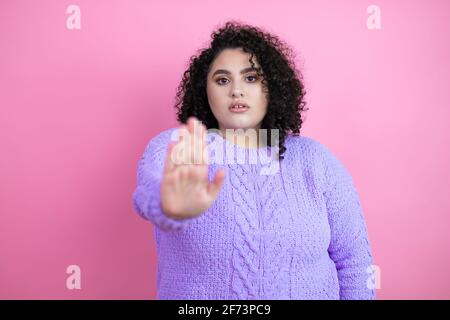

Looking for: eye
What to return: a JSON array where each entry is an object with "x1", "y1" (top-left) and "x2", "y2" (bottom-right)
[
  {"x1": 215, "y1": 75, "x2": 259, "y2": 85},
  {"x1": 216, "y1": 77, "x2": 229, "y2": 85},
  {"x1": 246, "y1": 75, "x2": 258, "y2": 82}
]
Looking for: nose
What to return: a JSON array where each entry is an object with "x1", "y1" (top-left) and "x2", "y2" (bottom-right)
[{"x1": 231, "y1": 89, "x2": 244, "y2": 98}]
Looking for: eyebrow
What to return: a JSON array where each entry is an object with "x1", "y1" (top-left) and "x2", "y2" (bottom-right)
[{"x1": 211, "y1": 67, "x2": 258, "y2": 77}]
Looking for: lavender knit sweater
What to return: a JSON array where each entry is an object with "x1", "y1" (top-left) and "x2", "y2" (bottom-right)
[{"x1": 132, "y1": 127, "x2": 375, "y2": 300}]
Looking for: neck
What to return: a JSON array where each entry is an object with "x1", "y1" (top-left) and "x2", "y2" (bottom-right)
[{"x1": 219, "y1": 127, "x2": 267, "y2": 149}]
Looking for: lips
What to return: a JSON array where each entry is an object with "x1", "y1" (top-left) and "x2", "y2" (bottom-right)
[{"x1": 229, "y1": 102, "x2": 250, "y2": 112}]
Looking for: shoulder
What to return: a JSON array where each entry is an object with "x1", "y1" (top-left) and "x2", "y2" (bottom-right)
[
  {"x1": 285, "y1": 134, "x2": 350, "y2": 179},
  {"x1": 137, "y1": 127, "x2": 180, "y2": 165},
  {"x1": 144, "y1": 127, "x2": 179, "y2": 151},
  {"x1": 284, "y1": 134, "x2": 332, "y2": 161},
  {"x1": 150, "y1": 127, "x2": 179, "y2": 144}
]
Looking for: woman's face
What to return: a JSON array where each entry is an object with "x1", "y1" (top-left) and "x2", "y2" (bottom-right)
[{"x1": 206, "y1": 48, "x2": 269, "y2": 136}]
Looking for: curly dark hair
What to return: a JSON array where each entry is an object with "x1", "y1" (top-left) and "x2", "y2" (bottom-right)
[{"x1": 175, "y1": 20, "x2": 308, "y2": 160}]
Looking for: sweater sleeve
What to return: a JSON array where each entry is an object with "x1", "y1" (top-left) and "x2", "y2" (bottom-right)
[
  {"x1": 317, "y1": 142, "x2": 376, "y2": 300},
  {"x1": 132, "y1": 128, "x2": 196, "y2": 232}
]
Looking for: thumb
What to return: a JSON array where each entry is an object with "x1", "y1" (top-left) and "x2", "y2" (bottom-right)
[{"x1": 207, "y1": 168, "x2": 227, "y2": 198}]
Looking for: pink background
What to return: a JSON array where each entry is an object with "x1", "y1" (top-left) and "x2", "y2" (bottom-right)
[{"x1": 1, "y1": 0, "x2": 449, "y2": 299}]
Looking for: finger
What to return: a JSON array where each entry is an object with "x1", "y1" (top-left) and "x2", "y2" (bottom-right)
[
  {"x1": 187, "y1": 117, "x2": 201, "y2": 165},
  {"x1": 181, "y1": 118, "x2": 195, "y2": 164},
  {"x1": 187, "y1": 116, "x2": 195, "y2": 135},
  {"x1": 197, "y1": 120, "x2": 208, "y2": 147},
  {"x1": 207, "y1": 168, "x2": 227, "y2": 198},
  {"x1": 192, "y1": 119, "x2": 204, "y2": 164},
  {"x1": 178, "y1": 124, "x2": 193, "y2": 164},
  {"x1": 193, "y1": 117, "x2": 201, "y2": 140},
  {"x1": 199, "y1": 123, "x2": 210, "y2": 165},
  {"x1": 191, "y1": 118, "x2": 207, "y2": 165},
  {"x1": 163, "y1": 141, "x2": 178, "y2": 175},
  {"x1": 199, "y1": 123, "x2": 209, "y2": 165},
  {"x1": 178, "y1": 124, "x2": 189, "y2": 142},
  {"x1": 185, "y1": 117, "x2": 205, "y2": 165}
]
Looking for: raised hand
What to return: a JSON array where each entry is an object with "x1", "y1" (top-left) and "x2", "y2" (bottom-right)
[{"x1": 160, "y1": 117, "x2": 226, "y2": 220}]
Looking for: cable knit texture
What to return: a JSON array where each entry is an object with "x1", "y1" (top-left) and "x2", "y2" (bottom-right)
[{"x1": 132, "y1": 127, "x2": 376, "y2": 300}]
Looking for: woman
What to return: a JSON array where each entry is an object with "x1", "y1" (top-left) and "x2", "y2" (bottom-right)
[{"x1": 132, "y1": 21, "x2": 375, "y2": 300}]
